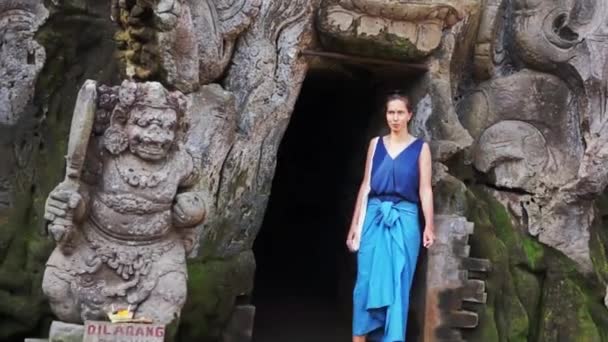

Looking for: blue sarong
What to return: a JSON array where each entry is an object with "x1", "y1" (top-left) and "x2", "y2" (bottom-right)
[{"x1": 352, "y1": 198, "x2": 421, "y2": 342}]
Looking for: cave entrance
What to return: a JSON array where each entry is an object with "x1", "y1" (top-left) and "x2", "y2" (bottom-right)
[{"x1": 252, "y1": 56, "x2": 427, "y2": 341}]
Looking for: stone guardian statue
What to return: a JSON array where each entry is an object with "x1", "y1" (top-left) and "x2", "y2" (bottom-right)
[{"x1": 42, "y1": 80, "x2": 205, "y2": 324}]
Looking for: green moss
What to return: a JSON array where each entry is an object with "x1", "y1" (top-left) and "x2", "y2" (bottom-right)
[
  {"x1": 470, "y1": 186, "x2": 547, "y2": 272},
  {"x1": 521, "y1": 238, "x2": 545, "y2": 271},
  {"x1": 587, "y1": 298, "x2": 608, "y2": 341},
  {"x1": 466, "y1": 204, "x2": 527, "y2": 341},
  {"x1": 464, "y1": 187, "x2": 531, "y2": 341},
  {"x1": 178, "y1": 251, "x2": 255, "y2": 341},
  {"x1": 590, "y1": 217, "x2": 608, "y2": 284},
  {"x1": 511, "y1": 267, "x2": 541, "y2": 340},
  {"x1": 433, "y1": 174, "x2": 468, "y2": 215},
  {"x1": 0, "y1": 2, "x2": 121, "y2": 340},
  {"x1": 596, "y1": 192, "x2": 608, "y2": 216},
  {"x1": 592, "y1": 190, "x2": 608, "y2": 293},
  {"x1": 318, "y1": 20, "x2": 427, "y2": 61},
  {"x1": 466, "y1": 305, "x2": 500, "y2": 341},
  {"x1": 539, "y1": 277, "x2": 602, "y2": 342},
  {"x1": 462, "y1": 185, "x2": 608, "y2": 342}
]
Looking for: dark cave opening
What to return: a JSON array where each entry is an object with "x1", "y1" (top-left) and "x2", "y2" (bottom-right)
[{"x1": 252, "y1": 64, "x2": 426, "y2": 341}]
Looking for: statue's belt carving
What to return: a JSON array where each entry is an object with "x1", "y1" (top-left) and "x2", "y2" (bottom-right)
[
  {"x1": 96, "y1": 193, "x2": 172, "y2": 215},
  {"x1": 90, "y1": 196, "x2": 173, "y2": 239},
  {"x1": 87, "y1": 212, "x2": 172, "y2": 244},
  {"x1": 83, "y1": 218, "x2": 180, "y2": 280}
]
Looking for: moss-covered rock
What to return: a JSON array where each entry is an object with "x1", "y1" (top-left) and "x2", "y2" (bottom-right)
[
  {"x1": 462, "y1": 185, "x2": 608, "y2": 342},
  {"x1": 318, "y1": 30, "x2": 425, "y2": 61},
  {"x1": 463, "y1": 187, "x2": 528, "y2": 342},
  {"x1": 591, "y1": 191, "x2": 608, "y2": 284},
  {"x1": 178, "y1": 250, "x2": 255, "y2": 341},
  {"x1": 539, "y1": 277, "x2": 602, "y2": 342},
  {"x1": 0, "y1": 2, "x2": 119, "y2": 340}
]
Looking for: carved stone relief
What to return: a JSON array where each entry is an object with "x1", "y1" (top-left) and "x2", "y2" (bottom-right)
[
  {"x1": 0, "y1": 0, "x2": 48, "y2": 212},
  {"x1": 112, "y1": 0, "x2": 262, "y2": 92},
  {"x1": 0, "y1": 0, "x2": 48, "y2": 126},
  {"x1": 461, "y1": 0, "x2": 608, "y2": 273},
  {"x1": 317, "y1": 0, "x2": 464, "y2": 60}
]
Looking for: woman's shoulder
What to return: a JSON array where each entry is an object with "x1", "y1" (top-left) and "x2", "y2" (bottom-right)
[
  {"x1": 368, "y1": 136, "x2": 382, "y2": 148},
  {"x1": 415, "y1": 138, "x2": 431, "y2": 161},
  {"x1": 414, "y1": 136, "x2": 428, "y2": 146}
]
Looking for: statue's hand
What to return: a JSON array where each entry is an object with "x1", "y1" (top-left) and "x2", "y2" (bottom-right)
[
  {"x1": 44, "y1": 182, "x2": 84, "y2": 243},
  {"x1": 44, "y1": 182, "x2": 83, "y2": 221},
  {"x1": 172, "y1": 192, "x2": 206, "y2": 228}
]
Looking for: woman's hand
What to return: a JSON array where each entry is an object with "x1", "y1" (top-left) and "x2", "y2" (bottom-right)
[
  {"x1": 423, "y1": 227, "x2": 435, "y2": 248},
  {"x1": 346, "y1": 228, "x2": 360, "y2": 252}
]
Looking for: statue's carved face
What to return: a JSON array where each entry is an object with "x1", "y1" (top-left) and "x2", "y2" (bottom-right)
[{"x1": 126, "y1": 106, "x2": 177, "y2": 161}]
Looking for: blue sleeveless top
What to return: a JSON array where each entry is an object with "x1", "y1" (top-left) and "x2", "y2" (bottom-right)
[{"x1": 369, "y1": 137, "x2": 424, "y2": 204}]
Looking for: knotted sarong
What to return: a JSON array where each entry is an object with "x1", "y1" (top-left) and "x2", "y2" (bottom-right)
[{"x1": 352, "y1": 198, "x2": 421, "y2": 342}]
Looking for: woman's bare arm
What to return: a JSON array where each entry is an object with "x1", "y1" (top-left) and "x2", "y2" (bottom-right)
[{"x1": 418, "y1": 142, "x2": 435, "y2": 247}]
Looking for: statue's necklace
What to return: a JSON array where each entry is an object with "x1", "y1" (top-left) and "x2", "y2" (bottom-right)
[{"x1": 115, "y1": 154, "x2": 170, "y2": 188}]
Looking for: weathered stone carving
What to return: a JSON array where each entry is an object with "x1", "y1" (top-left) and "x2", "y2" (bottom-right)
[
  {"x1": 461, "y1": 0, "x2": 608, "y2": 273},
  {"x1": 0, "y1": 0, "x2": 48, "y2": 126},
  {"x1": 316, "y1": 0, "x2": 482, "y2": 163},
  {"x1": 0, "y1": 0, "x2": 48, "y2": 212},
  {"x1": 113, "y1": 0, "x2": 262, "y2": 91},
  {"x1": 472, "y1": 0, "x2": 506, "y2": 80},
  {"x1": 193, "y1": 0, "x2": 317, "y2": 259},
  {"x1": 462, "y1": 71, "x2": 583, "y2": 193},
  {"x1": 317, "y1": 0, "x2": 463, "y2": 60},
  {"x1": 42, "y1": 80, "x2": 205, "y2": 324}
]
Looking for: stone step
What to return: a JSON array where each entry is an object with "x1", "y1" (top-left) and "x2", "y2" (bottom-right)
[
  {"x1": 449, "y1": 310, "x2": 479, "y2": 329},
  {"x1": 462, "y1": 279, "x2": 488, "y2": 304},
  {"x1": 462, "y1": 257, "x2": 492, "y2": 272},
  {"x1": 49, "y1": 321, "x2": 84, "y2": 342}
]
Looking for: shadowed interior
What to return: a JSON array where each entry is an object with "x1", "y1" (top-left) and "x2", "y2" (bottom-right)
[{"x1": 252, "y1": 65, "x2": 427, "y2": 341}]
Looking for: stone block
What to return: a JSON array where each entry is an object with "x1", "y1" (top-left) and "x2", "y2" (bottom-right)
[
  {"x1": 49, "y1": 321, "x2": 84, "y2": 342},
  {"x1": 83, "y1": 321, "x2": 165, "y2": 342},
  {"x1": 222, "y1": 305, "x2": 256, "y2": 342}
]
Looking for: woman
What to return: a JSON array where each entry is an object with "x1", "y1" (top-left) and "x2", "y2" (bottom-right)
[{"x1": 346, "y1": 94, "x2": 435, "y2": 342}]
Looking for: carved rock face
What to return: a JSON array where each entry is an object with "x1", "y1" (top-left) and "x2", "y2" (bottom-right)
[
  {"x1": 462, "y1": 0, "x2": 608, "y2": 272},
  {"x1": 316, "y1": 0, "x2": 468, "y2": 59},
  {"x1": 113, "y1": 0, "x2": 261, "y2": 91},
  {"x1": 461, "y1": 71, "x2": 583, "y2": 193},
  {"x1": 0, "y1": 0, "x2": 48, "y2": 125}
]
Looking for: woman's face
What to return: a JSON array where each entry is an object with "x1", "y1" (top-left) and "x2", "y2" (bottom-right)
[{"x1": 385, "y1": 99, "x2": 411, "y2": 133}]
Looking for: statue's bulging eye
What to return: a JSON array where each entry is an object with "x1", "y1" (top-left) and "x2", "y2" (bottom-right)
[{"x1": 137, "y1": 118, "x2": 149, "y2": 127}]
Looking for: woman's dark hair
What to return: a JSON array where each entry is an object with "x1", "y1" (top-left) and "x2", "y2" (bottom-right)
[{"x1": 384, "y1": 91, "x2": 412, "y2": 113}]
